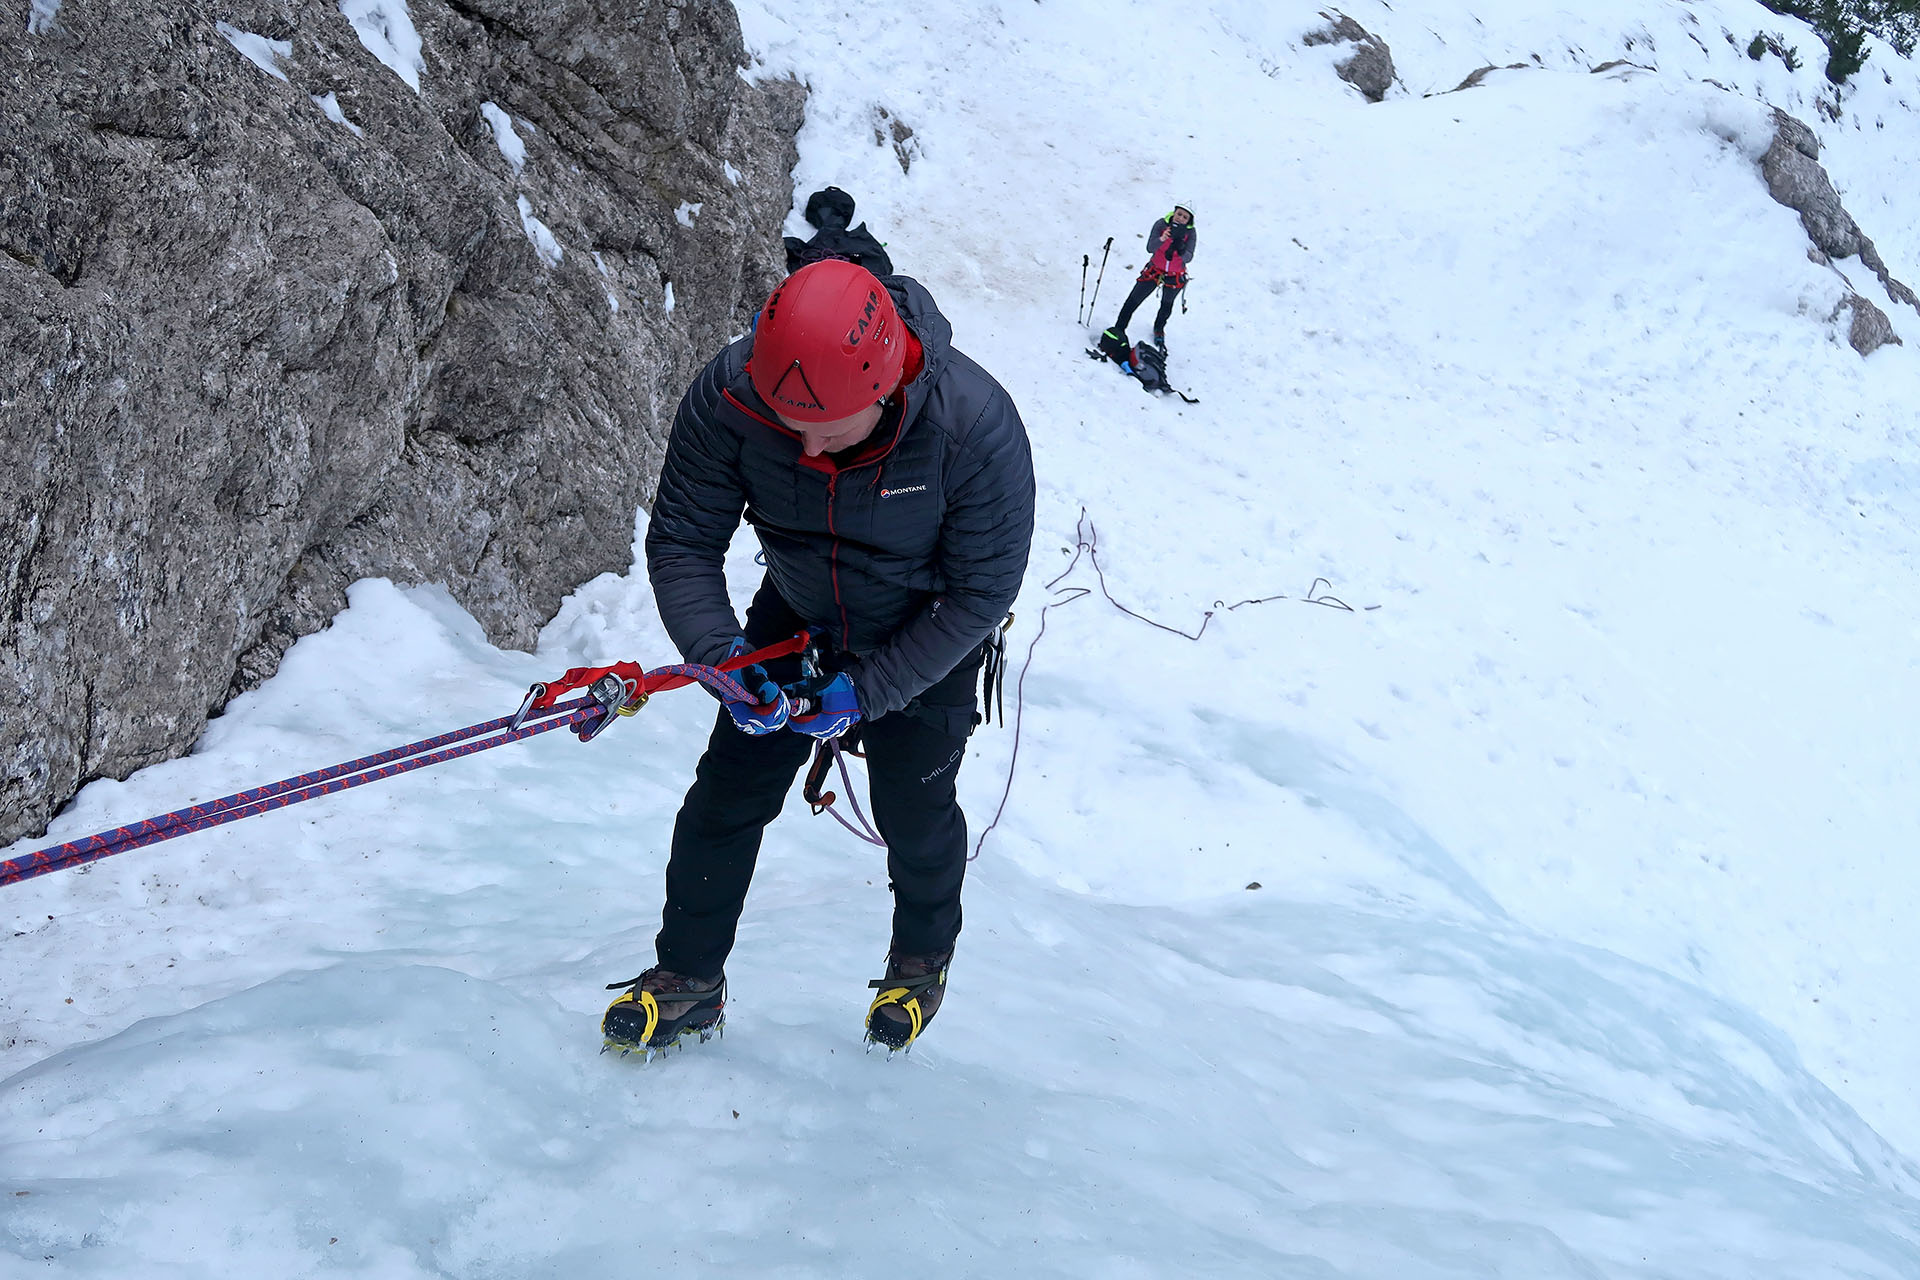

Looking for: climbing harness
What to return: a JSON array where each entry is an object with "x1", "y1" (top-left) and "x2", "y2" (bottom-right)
[{"x1": 795, "y1": 614, "x2": 1015, "y2": 847}]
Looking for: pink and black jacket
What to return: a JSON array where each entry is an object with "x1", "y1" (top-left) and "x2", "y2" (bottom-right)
[{"x1": 1141, "y1": 215, "x2": 1197, "y2": 285}]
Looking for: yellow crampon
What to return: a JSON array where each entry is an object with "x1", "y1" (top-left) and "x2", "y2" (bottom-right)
[
  {"x1": 601, "y1": 992, "x2": 725, "y2": 1058},
  {"x1": 865, "y1": 960, "x2": 947, "y2": 1052},
  {"x1": 866, "y1": 985, "x2": 926, "y2": 1049},
  {"x1": 602, "y1": 989, "x2": 663, "y2": 1051},
  {"x1": 600, "y1": 971, "x2": 726, "y2": 1059}
]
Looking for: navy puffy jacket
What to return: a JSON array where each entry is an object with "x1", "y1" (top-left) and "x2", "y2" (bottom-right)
[{"x1": 645, "y1": 275, "x2": 1036, "y2": 720}]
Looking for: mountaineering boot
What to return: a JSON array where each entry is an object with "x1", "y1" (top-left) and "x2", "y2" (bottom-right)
[
  {"x1": 866, "y1": 951, "x2": 951, "y2": 1051},
  {"x1": 602, "y1": 967, "x2": 725, "y2": 1056},
  {"x1": 1152, "y1": 328, "x2": 1166, "y2": 350}
]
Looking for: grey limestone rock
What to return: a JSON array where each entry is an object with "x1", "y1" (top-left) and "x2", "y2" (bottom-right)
[
  {"x1": 0, "y1": 0, "x2": 803, "y2": 846},
  {"x1": 1304, "y1": 11, "x2": 1396, "y2": 103},
  {"x1": 1446, "y1": 63, "x2": 1532, "y2": 93},
  {"x1": 1758, "y1": 109, "x2": 1916, "y2": 349},
  {"x1": 1763, "y1": 111, "x2": 1863, "y2": 259},
  {"x1": 1838, "y1": 294, "x2": 1901, "y2": 356}
]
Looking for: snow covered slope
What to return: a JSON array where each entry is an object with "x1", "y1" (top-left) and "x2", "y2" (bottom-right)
[{"x1": 5, "y1": 0, "x2": 1920, "y2": 1274}]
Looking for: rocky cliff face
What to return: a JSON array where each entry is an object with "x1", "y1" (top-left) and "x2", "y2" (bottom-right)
[{"x1": 0, "y1": 0, "x2": 804, "y2": 845}]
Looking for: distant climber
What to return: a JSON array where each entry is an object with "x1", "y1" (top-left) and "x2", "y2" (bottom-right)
[{"x1": 1108, "y1": 200, "x2": 1196, "y2": 350}]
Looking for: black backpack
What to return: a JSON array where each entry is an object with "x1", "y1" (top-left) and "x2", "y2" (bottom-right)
[
  {"x1": 1091, "y1": 327, "x2": 1194, "y2": 401},
  {"x1": 1131, "y1": 340, "x2": 1168, "y2": 392},
  {"x1": 783, "y1": 186, "x2": 896, "y2": 277},
  {"x1": 1097, "y1": 326, "x2": 1133, "y2": 365}
]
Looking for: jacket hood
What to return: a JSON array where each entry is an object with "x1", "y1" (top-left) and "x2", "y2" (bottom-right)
[{"x1": 883, "y1": 274, "x2": 953, "y2": 427}]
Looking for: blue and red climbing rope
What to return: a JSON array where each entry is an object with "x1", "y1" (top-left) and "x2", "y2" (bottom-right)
[{"x1": 0, "y1": 632, "x2": 813, "y2": 891}]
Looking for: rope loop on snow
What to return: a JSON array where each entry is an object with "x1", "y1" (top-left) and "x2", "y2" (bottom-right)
[{"x1": 967, "y1": 508, "x2": 1376, "y2": 862}]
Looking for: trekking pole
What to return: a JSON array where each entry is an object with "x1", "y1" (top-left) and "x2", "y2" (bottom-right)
[
  {"x1": 1086, "y1": 237, "x2": 1113, "y2": 326},
  {"x1": 1077, "y1": 253, "x2": 1090, "y2": 324}
]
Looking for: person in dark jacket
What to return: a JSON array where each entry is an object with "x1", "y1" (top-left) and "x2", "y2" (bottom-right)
[
  {"x1": 602, "y1": 258, "x2": 1036, "y2": 1056},
  {"x1": 1109, "y1": 200, "x2": 1197, "y2": 349}
]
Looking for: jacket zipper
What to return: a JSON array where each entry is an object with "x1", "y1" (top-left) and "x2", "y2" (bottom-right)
[
  {"x1": 722, "y1": 386, "x2": 906, "y2": 647},
  {"x1": 826, "y1": 471, "x2": 851, "y2": 643}
]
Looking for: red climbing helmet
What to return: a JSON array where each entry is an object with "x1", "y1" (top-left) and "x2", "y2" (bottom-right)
[{"x1": 748, "y1": 259, "x2": 907, "y2": 422}]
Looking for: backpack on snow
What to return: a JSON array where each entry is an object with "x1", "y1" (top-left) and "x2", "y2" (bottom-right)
[
  {"x1": 1131, "y1": 340, "x2": 1169, "y2": 392},
  {"x1": 1097, "y1": 327, "x2": 1168, "y2": 390},
  {"x1": 1091, "y1": 326, "x2": 1197, "y2": 402}
]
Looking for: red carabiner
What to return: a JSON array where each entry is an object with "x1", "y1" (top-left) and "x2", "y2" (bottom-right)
[{"x1": 509, "y1": 631, "x2": 815, "y2": 737}]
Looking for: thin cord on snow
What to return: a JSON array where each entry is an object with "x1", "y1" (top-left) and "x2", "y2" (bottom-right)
[
  {"x1": 1049, "y1": 509, "x2": 1214, "y2": 640},
  {"x1": 969, "y1": 507, "x2": 1375, "y2": 862},
  {"x1": 1223, "y1": 578, "x2": 1354, "y2": 613}
]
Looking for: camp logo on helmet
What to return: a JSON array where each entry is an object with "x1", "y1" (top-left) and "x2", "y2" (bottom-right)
[
  {"x1": 845, "y1": 290, "x2": 881, "y2": 347},
  {"x1": 748, "y1": 260, "x2": 906, "y2": 422},
  {"x1": 767, "y1": 359, "x2": 825, "y2": 414}
]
